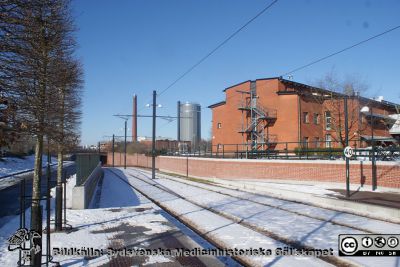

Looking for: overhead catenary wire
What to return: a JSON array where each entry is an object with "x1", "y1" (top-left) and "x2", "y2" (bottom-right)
[
  {"x1": 157, "y1": 0, "x2": 279, "y2": 97},
  {"x1": 281, "y1": 24, "x2": 400, "y2": 76},
  {"x1": 132, "y1": 5, "x2": 400, "y2": 138},
  {"x1": 204, "y1": 24, "x2": 400, "y2": 111},
  {"x1": 136, "y1": 0, "x2": 279, "y2": 118}
]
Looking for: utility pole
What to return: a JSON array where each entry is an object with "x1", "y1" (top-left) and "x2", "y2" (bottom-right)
[
  {"x1": 112, "y1": 134, "x2": 115, "y2": 167},
  {"x1": 124, "y1": 119, "x2": 127, "y2": 169},
  {"x1": 133, "y1": 94, "x2": 138, "y2": 142},
  {"x1": 177, "y1": 101, "x2": 181, "y2": 141},
  {"x1": 113, "y1": 115, "x2": 129, "y2": 169},
  {"x1": 344, "y1": 96, "x2": 350, "y2": 198},
  {"x1": 152, "y1": 90, "x2": 156, "y2": 179},
  {"x1": 371, "y1": 107, "x2": 377, "y2": 190}
]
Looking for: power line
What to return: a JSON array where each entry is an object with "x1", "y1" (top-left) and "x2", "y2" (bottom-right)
[
  {"x1": 158, "y1": 119, "x2": 176, "y2": 130},
  {"x1": 203, "y1": 24, "x2": 400, "y2": 110},
  {"x1": 157, "y1": 0, "x2": 279, "y2": 97},
  {"x1": 282, "y1": 24, "x2": 400, "y2": 76}
]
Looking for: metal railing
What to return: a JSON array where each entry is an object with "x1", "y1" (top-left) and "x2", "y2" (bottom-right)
[
  {"x1": 76, "y1": 154, "x2": 100, "y2": 186},
  {"x1": 164, "y1": 140, "x2": 399, "y2": 161}
]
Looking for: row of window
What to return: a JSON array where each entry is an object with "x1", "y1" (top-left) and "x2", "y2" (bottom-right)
[
  {"x1": 303, "y1": 134, "x2": 332, "y2": 148},
  {"x1": 217, "y1": 111, "x2": 333, "y2": 130},
  {"x1": 303, "y1": 111, "x2": 332, "y2": 130}
]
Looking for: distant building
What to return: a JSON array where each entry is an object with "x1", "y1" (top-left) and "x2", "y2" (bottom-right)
[
  {"x1": 178, "y1": 102, "x2": 201, "y2": 149},
  {"x1": 208, "y1": 77, "x2": 399, "y2": 152}
]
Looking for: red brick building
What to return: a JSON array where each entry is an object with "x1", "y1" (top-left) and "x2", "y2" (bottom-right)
[{"x1": 208, "y1": 77, "x2": 399, "y2": 152}]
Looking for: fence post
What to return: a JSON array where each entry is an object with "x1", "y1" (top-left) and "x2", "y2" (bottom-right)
[
  {"x1": 222, "y1": 145, "x2": 225, "y2": 158},
  {"x1": 236, "y1": 144, "x2": 239, "y2": 159},
  {"x1": 18, "y1": 181, "x2": 23, "y2": 263},
  {"x1": 306, "y1": 142, "x2": 309, "y2": 159},
  {"x1": 186, "y1": 154, "x2": 189, "y2": 178},
  {"x1": 286, "y1": 142, "x2": 288, "y2": 159},
  {"x1": 63, "y1": 170, "x2": 67, "y2": 226}
]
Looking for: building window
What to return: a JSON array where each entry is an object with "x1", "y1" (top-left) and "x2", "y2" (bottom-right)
[
  {"x1": 313, "y1": 113, "x2": 320, "y2": 125},
  {"x1": 325, "y1": 111, "x2": 331, "y2": 130},
  {"x1": 303, "y1": 112, "x2": 309, "y2": 124},
  {"x1": 217, "y1": 122, "x2": 222, "y2": 129},
  {"x1": 325, "y1": 134, "x2": 332, "y2": 148}
]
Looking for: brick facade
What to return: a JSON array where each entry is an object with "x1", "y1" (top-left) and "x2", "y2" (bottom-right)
[
  {"x1": 209, "y1": 77, "x2": 398, "y2": 151},
  {"x1": 106, "y1": 153, "x2": 400, "y2": 189}
]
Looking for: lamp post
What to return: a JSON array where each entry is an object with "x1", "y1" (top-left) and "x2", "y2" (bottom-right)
[
  {"x1": 361, "y1": 105, "x2": 377, "y2": 190},
  {"x1": 146, "y1": 91, "x2": 162, "y2": 179}
]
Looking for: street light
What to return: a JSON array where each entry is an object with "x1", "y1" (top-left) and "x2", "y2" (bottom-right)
[
  {"x1": 361, "y1": 105, "x2": 377, "y2": 190},
  {"x1": 147, "y1": 90, "x2": 162, "y2": 179}
]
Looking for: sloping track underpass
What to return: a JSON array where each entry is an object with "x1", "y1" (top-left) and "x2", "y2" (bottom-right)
[{"x1": 107, "y1": 168, "x2": 354, "y2": 267}]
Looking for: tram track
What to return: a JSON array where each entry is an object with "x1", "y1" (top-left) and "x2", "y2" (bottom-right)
[
  {"x1": 130, "y1": 168, "x2": 392, "y2": 235},
  {"x1": 106, "y1": 168, "x2": 247, "y2": 267},
  {"x1": 115, "y1": 168, "x2": 358, "y2": 267}
]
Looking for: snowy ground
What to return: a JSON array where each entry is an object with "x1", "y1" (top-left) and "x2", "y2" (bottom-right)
[
  {"x1": 0, "y1": 157, "x2": 73, "y2": 191},
  {"x1": 236, "y1": 179, "x2": 400, "y2": 195},
  {"x1": 1, "y1": 167, "x2": 399, "y2": 266},
  {"x1": 124, "y1": 168, "x2": 400, "y2": 267},
  {"x1": 0, "y1": 155, "x2": 57, "y2": 177},
  {"x1": 117, "y1": 169, "x2": 334, "y2": 267},
  {"x1": 0, "y1": 170, "x2": 237, "y2": 266}
]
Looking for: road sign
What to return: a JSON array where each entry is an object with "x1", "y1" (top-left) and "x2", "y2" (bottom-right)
[{"x1": 344, "y1": 146, "x2": 354, "y2": 158}]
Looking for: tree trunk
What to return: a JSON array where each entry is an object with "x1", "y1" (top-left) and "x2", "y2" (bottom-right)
[
  {"x1": 55, "y1": 147, "x2": 63, "y2": 230},
  {"x1": 31, "y1": 134, "x2": 43, "y2": 266}
]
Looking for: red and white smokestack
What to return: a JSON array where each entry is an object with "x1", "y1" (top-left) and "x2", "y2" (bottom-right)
[{"x1": 132, "y1": 94, "x2": 138, "y2": 142}]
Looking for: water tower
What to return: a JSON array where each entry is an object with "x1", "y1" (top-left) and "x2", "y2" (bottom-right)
[{"x1": 177, "y1": 101, "x2": 201, "y2": 149}]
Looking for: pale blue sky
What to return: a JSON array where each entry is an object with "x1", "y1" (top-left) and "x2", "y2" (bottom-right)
[{"x1": 73, "y1": 0, "x2": 400, "y2": 145}]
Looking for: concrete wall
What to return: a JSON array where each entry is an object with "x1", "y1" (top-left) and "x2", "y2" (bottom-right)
[
  {"x1": 107, "y1": 153, "x2": 400, "y2": 189},
  {"x1": 72, "y1": 163, "x2": 104, "y2": 209}
]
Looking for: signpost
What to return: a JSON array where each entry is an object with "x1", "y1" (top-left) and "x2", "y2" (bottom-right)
[
  {"x1": 344, "y1": 96, "x2": 350, "y2": 198},
  {"x1": 344, "y1": 146, "x2": 354, "y2": 158}
]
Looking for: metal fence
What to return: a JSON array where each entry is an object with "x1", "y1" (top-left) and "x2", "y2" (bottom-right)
[
  {"x1": 76, "y1": 154, "x2": 100, "y2": 186},
  {"x1": 165, "y1": 140, "x2": 400, "y2": 161}
]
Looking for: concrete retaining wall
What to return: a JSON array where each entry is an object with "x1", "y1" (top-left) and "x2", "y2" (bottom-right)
[{"x1": 72, "y1": 163, "x2": 103, "y2": 209}]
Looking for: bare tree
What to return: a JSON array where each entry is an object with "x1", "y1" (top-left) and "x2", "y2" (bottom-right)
[
  {"x1": 313, "y1": 72, "x2": 369, "y2": 147},
  {"x1": 1, "y1": 1, "x2": 82, "y2": 265},
  {"x1": 51, "y1": 57, "x2": 82, "y2": 230}
]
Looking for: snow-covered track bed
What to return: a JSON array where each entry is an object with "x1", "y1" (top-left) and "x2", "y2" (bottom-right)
[
  {"x1": 124, "y1": 168, "x2": 400, "y2": 267},
  {"x1": 108, "y1": 168, "x2": 333, "y2": 267},
  {"x1": 132, "y1": 168, "x2": 400, "y2": 234}
]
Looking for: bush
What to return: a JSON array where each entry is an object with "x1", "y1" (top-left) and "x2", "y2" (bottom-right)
[{"x1": 294, "y1": 147, "x2": 343, "y2": 157}]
